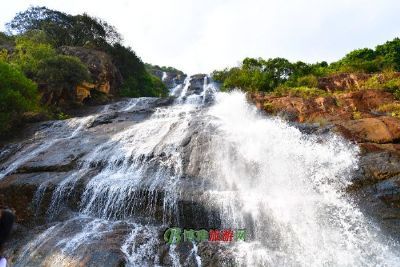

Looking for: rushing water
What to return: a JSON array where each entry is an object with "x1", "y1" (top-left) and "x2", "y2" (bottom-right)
[{"x1": 3, "y1": 76, "x2": 400, "y2": 266}]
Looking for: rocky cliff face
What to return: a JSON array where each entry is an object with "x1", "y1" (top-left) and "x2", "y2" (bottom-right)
[
  {"x1": 59, "y1": 46, "x2": 123, "y2": 102},
  {"x1": 317, "y1": 73, "x2": 371, "y2": 92},
  {"x1": 148, "y1": 68, "x2": 187, "y2": 89},
  {"x1": 317, "y1": 72, "x2": 400, "y2": 91}
]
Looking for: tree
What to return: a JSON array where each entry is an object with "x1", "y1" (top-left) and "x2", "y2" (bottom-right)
[
  {"x1": 376, "y1": 38, "x2": 400, "y2": 71},
  {"x1": 0, "y1": 60, "x2": 38, "y2": 133},
  {"x1": 6, "y1": 7, "x2": 122, "y2": 48},
  {"x1": 107, "y1": 43, "x2": 168, "y2": 97},
  {"x1": 11, "y1": 30, "x2": 56, "y2": 78},
  {"x1": 36, "y1": 55, "x2": 90, "y2": 93},
  {"x1": 7, "y1": 6, "x2": 167, "y2": 99}
]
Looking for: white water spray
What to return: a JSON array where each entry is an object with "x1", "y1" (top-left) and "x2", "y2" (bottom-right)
[{"x1": 5, "y1": 77, "x2": 399, "y2": 266}]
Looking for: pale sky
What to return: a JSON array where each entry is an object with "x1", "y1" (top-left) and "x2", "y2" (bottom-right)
[{"x1": 1, "y1": 0, "x2": 400, "y2": 74}]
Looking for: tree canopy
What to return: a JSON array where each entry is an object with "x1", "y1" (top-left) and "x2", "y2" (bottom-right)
[
  {"x1": 6, "y1": 6, "x2": 122, "y2": 48},
  {"x1": 0, "y1": 60, "x2": 39, "y2": 133},
  {"x1": 212, "y1": 37, "x2": 400, "y2": 92}
]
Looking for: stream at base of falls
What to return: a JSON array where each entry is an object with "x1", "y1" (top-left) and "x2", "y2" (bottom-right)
[{"x1": 1, "y1": 76, "x2": 399, "y2": 266}]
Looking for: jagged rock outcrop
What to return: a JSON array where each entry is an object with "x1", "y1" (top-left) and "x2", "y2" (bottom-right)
[
  {"x1": 186, "y1": 74, "x2": 208, "y2": 95},
  {"x1": 250, "y1": 89, "x2": 395, "y2": 122},
  {"x1": 147, "y1": 66, "x2": 187, "y2": 89},
  {"x1": 59, "y1": 46, "x2": 123, "y2": 102},
  {"x1": 317, "y1": 72, "x2": 400, "y2": 92},
  {"x1": 318, "y1": 73, "x2": 372, "y2": 92}
]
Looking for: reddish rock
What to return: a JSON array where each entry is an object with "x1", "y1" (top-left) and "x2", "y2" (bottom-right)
[
  {"x1": 336, "y1": 118, "x2": 394, "y2": 144},
  {"x1": 249, "y1": 90, "x2": 396, "y2": 124},
  {"x1": 381, "y1": 116, "x2": 400, "y2": 141},
  {"x1": 317, "y1": 73, "x2": 372, "y2": 92},
  {"x1": 317, "y1": 72, "x2": 400, "y2": 92}
]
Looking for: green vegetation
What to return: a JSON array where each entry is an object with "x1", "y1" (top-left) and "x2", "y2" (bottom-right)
[
  {"x1": 0, "y1": 6, "x2": 168, "y2": 136},
  {"x1": 273, "y1": 86, "x2": 329, "y2": 99},
  {"x1": 0, "y1": 60, "x2": 39, "y2": 133},
  {"x1": 359, "y1": 71, "x2": 400, "y2": 99},
  {"x1": 145, "y1": 63, "x2": 185, "y2": 76},
  {"x1": 212, "y1": 37, "x2": 400, "y2": 96},
  {"x1": 106, "y1": 44, "x2": 167, "y2": 97},
  {"x1": 7, "y1": 6, "x2": 122, "y2": 48},
  {"x1": 352, "y1": 111, "x2": 362, "y2": 120},
  {"x1": 5, "y1": 7, "x2": 167, "y2": 98},
  {"x1": 263, "y1": 102, "x2": 275, "y2": 113},
  {"x1": 377, "y1": 103, "x2": 400, "y2": 118},
  {"x1": 212, "y1": 58, "x2": 328, "y2": 92},
  {"x1": 11, "y1": 31, "x2": 56, "y2": 78},
  {"x1": 36, "y1": 55, "x2": 90, "y2": 95}
]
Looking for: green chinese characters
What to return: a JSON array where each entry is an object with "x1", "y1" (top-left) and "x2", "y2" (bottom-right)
[
  {"x1": 164, "y1": 228, "x2": 246, "y2": 244},
  {"x1": 164, "y1": 228, "x2": 209, "y2": 244}
]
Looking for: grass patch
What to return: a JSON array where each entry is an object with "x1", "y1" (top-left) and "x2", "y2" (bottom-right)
[
  {"x1": 352, "y1": 111, "x2": 362, "y2": 120},
  {"x1": 377, "y1": 103, "x2": 400, "y2": 118},
  {"x1": 56, "y1": 112, "x2": 71, "y2": 120},
  {"x1": 263, "y1": 102, "x2": 275, "y2": 113},
  {"x1": 359, "y1": 71, "x2": 400, "y2": 99},
  {"x1": 273, "y1": 86, "x2": 330, "y2": 99}
]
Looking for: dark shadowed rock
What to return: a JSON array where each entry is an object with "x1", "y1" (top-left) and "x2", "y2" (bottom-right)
[{"x1": 88, "y1": 112, "x2": 118, "y2": 128}]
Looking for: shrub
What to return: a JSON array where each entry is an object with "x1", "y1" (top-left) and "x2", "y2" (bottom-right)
[
  {"x1": 274, "y1": 86, "x2": 329, "y2": 99},
  {"x1": 11, "y1": 31, "x2": 56, "y2": 78},
  {"x1": 120, "y1": 75, "x2": 168, "y2": 98},
  {"x1": 0, "y1": 32, "x2": 14, "y2": 45},
  {"x1": 56, "y1": 112, "x2": 70, "y2": 120},
  {"x1": 352, "y1": 111, "x2": 362, "y2": 120},
  {"x1": 296, "y1": 75, "x2": 318, "y2": 88},
  {"x1": 361, "y1": 75, "x2": 383, "y2": 89},
  {"x1": 0, "y1": 60, "x2": 39, "y2": 134},
  {"x1": 263, "y1": 102, "x2": 275, "y2": 113},
  {"x1": 106, "y1": 43, "x2": 168, "y2": 97},
  {"x1": 36, "y1": 55, "x2": 90, "y2": 92},
  {"x1": 359, "y1": 72, "x2": 400, "y2": 99},
  {"x1": 0, "y1": 49, "x2": 9, "y2": 61}
]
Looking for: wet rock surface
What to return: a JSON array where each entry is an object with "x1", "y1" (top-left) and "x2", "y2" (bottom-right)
[
  {"x1": 1, "y1": 85, "x2": 400, "y2": 265},
  {"x1": 0, "y1": 94, "x2": 238, "y2": 266},
  {"x1": 150, "y1": 69, "x2": 187, "y2": 89}
]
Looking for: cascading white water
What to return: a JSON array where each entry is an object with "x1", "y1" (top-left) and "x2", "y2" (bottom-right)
[
  {"x1": 6, "y1": 76, "x2": 400, "y2": 266},
  {"x1": 205, "y1": 91, "x2": 400, "y2": 266},
  {"x1": 162, "y1": 72, "x2": 168, "y2": 82}
]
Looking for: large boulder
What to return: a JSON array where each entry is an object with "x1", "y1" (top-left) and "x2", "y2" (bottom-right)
[
  {"x1": 59, "y1": 46, "x2": 123, "y2": 101},
  {"x1": 336, "y1": 117, "x2": 400, "y2": 144},
  {"x1": 186, "y1": 74, "x2": 208, "y2": 96},
  {"x1": 147, "y1": 67, "x2": 187, "y2": 89}
]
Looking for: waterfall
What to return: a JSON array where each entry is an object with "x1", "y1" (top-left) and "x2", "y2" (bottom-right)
[
  {"x1": 162, "y1": 72, "x2": 168, "y2": 82},
  {"x1": 5, "y1": 76, "x2": 400, "y2": 266}
]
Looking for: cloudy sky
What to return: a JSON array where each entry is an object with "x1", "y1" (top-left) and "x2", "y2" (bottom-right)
[{"x1": 1, "y1": 0, "x2": 400, "y2": 74}]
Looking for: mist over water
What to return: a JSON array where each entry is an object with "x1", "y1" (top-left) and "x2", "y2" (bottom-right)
[
  {"x1": 5, "y1": 77, "x2": 400, "y2": 266},
  {"x1": 207, "y1": 91, "x2": 399, "y2": 266}
]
